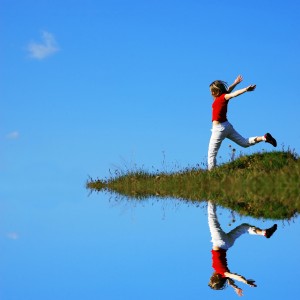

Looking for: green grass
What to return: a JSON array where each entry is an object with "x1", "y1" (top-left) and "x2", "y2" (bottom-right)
[{"x1": 87, "y1": 150, "x2": 300, "y2": 220}]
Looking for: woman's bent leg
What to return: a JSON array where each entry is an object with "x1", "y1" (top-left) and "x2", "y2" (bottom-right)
[
  {"x1": 227, "y1": 124, "x2": 258, "y2": 148},
  {"x1": 226, "y1": 223, "x2": 264, "y2": 247}
]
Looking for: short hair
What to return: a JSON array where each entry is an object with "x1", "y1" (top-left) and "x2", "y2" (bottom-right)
[{"x1": 209, "y1": 80, "x2": 228, "y2": 97}]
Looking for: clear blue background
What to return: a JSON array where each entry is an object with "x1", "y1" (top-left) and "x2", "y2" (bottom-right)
[{"x1": 1, "y1": 0, "x2": 300, "y2": 299}]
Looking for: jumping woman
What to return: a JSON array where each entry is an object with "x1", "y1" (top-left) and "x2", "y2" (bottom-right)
[{"x1": 208, "y1": 75, "x2": 277, "y2": 170}]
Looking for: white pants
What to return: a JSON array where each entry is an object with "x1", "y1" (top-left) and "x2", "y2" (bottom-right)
[
  {"x1": 208, "y1": 201, "x2": 259, "y2": 250},
  {"x1": 208, "y1": 121, "x2": 258, "y2": 170}
]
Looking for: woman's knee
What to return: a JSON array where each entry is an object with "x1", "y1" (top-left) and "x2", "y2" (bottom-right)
[{"x1": 235, "y1": 139, "x2": 251, "y2": 148}]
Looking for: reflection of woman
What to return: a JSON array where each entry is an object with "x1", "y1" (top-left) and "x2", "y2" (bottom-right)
[{"x1": 208, "y1": 201, "x2": 277, "y2": 296}]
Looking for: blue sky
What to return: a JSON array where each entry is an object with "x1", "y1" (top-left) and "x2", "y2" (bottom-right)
[
  {"x1": 2, "y1": 0, "x2": 300, "y2": 178},
  {"x1": 1, "y1": 0, "x2": 300, "y2": 299}
]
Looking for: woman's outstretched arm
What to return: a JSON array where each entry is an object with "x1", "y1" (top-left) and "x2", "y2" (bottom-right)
[
  {"x1": 224, "y1": 85, "x2": 256, "y2": 101},
  {"x1": 228, "y1": 75, "x2": 243, "y2": 93},
  {"x1": 228, "y1": 279, "x2": 244, "y2": 296},
  {"x1": 224, "y1": 272, "x2": 257, "y2": 287}
]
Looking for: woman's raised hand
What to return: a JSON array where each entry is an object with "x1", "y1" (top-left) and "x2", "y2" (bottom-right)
[
  {"x1": 235, "y1": 287, "x2": 244, "y2": 296},
  {"x1": 246, "y1": 279, "x2": 257, "y2": 287},
  {"x1": 234, "y1": 75, "x2": 243, "y2": 85},
  {"x1": 245, "y1": 85, "x2": 256, "y2": 92}
]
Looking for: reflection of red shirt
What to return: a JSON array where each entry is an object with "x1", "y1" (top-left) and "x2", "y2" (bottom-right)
[
  {"x1": 212, "y1": 249, "x2": 229, "y2": 277},
  {"x1": 212, "y1": 94, "x2": 228, "y2": 122}
]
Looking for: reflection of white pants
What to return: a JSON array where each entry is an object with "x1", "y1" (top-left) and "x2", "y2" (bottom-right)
[
  {"x1": 208, "y1": 121, "x2": 258, "y2": 170},
  {"x1": 208, "y1": 201, "x2": 258, "y2": 250}
]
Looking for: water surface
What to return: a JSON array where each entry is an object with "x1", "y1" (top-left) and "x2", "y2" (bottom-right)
[{"x1": 1, "y1": 178, "x2": 299, "y2": 299}]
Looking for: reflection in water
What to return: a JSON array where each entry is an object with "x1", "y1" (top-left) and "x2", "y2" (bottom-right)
[{"x1": 207, "y1": 201, "x2": 277, "y2": 296}]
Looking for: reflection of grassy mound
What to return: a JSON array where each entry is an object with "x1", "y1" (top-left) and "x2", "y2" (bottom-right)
[{"x1": 87, "y1": 150, "x2": 300, "y2": 220}]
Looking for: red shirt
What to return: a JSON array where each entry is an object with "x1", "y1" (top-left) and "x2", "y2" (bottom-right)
[
  {"x1": 211, "y1": 249, "x2": 229, "y2": 277},
  {"x1": 212, "y1": 94, "x2": 228, "y2": 122}
]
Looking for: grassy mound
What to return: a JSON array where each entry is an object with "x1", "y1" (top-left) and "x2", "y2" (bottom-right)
[{"x1": 87, "y1": 150, "x2": 300, "y2": 220}]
